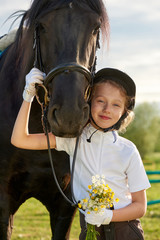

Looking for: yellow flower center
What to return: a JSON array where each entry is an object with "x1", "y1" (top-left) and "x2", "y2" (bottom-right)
[{"x1": 78, "y1": 203, "x2": 82, "y2": 209}]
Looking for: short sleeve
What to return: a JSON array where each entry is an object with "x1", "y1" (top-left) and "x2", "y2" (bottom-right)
[
  {"x1": 55, "y1": 136, "x2": 76, "y2": 156},
  {"x1": 126, "y1": 147, "x2": 151, "y2": 192}
]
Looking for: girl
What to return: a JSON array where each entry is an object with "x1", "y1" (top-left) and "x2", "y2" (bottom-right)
[{"x1": 11, "y1": 67, "x2": 150, "y2": 240}]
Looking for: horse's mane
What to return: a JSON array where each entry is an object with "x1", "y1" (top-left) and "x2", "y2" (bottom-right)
[{"x1": 1, "y1": 0, "x2": 109, "y2": 89}]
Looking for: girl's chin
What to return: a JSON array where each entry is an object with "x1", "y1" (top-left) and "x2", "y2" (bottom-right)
[{"x1": 91, "y1": 120, "x2": 112, "y2": 130}]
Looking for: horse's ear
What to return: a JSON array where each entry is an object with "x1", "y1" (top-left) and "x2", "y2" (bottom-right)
[{"x1": 0, "y1": 29, "x2": 17, "y2": 51}]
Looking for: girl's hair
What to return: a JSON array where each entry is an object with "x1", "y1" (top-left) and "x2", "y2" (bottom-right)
[{"x1": 91, "y1": 79, "x2": 135, "y2": 133}]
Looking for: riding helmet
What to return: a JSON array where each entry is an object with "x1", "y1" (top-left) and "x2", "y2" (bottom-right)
[
  {"x1": 93, "y1": 68, "x2": 136, "y2": 110},
  {"x1": 89, "y1": 68, "x2": 136, "y2": 132}
]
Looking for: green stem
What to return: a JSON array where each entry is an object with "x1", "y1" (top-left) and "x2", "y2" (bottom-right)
[{"x1": 85, "y1": 224, "x2": 100, "y2": 240}]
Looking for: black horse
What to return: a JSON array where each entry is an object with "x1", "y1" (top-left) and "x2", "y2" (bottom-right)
[{"x1": 0, "y1": 0, "x2": 109, "y2": 239}]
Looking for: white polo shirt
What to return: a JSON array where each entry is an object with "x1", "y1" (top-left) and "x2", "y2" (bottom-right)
[{"x1": 56, "y1": 124, "x2": 150, "y2": 210}]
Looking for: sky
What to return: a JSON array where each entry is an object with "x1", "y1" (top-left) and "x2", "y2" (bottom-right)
[{"x1": 0, "y1": 0, "x2": 160, "y2": 103}]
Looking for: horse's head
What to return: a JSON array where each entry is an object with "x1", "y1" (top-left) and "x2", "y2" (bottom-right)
[{"x1": 20, "y1": 0, "x2": 109, "y2": 137}]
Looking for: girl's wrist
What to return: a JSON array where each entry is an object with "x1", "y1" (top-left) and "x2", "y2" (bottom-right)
[
  {"x1": 102, "y1": 209, "x2": 113, "y2": 225},
  {"x1": 23, "y1": 89, "x2": 34, "y2": 102}
]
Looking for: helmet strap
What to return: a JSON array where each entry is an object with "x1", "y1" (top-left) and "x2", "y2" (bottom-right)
[
  {"x1": 90, "y1": 114, "x2": 115, "y2": 133},
  {"x1": 90, "y1": 111, "x2": 128, "y2": 132}
]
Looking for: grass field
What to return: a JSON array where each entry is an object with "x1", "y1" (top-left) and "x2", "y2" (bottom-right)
[{"x1": 12, "y1": 153, "x2": 160, "y2": 240}]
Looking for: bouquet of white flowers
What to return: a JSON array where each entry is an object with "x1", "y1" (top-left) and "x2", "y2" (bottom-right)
[{"x1": 78, "y1": 175, "x2": 119, "y2": 240}]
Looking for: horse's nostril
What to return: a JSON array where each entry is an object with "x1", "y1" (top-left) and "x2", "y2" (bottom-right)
[
  {"x1": 48, "y1": 104, "x2": 60, "y2": 126},
  {"x1": 52, "y1": 108, "x2": 58, "y2": 124}
]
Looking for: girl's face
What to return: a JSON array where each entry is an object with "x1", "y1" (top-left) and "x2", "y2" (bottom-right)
[{"x1": 91, "y1": 82, "x2": 126, "y2": 130}]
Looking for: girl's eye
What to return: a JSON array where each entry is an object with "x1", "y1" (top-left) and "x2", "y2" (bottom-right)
[
  {"x1": 113, "y1": 104, "x2": 120, "y2": 107},
  {"x1": 97, "y1": 99, "x2": 104, "y2": 103}
]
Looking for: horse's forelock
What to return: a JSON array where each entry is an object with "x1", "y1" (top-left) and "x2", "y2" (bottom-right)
[
  {"x1": 26, "y1": 0, "x2": 109, "y2": 41},
  {"x1": 26, "y1": 0, "x2": 73, "y2": 26},
  {"x1": 13, "y1": 0, "x2": 109, "y2": 52}
]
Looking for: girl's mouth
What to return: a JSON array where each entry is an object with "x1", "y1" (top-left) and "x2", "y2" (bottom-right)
[{"x1": 99, "y1": 115, "x2": 111, "y2": 120}]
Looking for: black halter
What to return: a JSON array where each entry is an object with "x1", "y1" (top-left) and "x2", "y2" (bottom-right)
[
  {"x1": 33, "y1": 23, "x2": 100, "y2": 105},
  {"x1": 33, "y1": 18, "x2": 100, "y2": 207}
]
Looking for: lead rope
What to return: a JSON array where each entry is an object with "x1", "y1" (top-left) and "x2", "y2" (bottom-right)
[
  {"x1": 70, "y1": 136, "x2": 79, "y2": 204},
  {"x1": 40, "y1": 103, "x2": 78, "y2": 207}
]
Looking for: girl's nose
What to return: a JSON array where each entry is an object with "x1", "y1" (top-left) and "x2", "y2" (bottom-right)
[{"x1": 103, "y1": 103, "x2": 110, "y2": 112}]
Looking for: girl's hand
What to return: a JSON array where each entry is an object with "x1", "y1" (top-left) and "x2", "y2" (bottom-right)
[
  {"x1": 23, "y1": 68, "x2": 46, "y2": 102},
  {"x1": 85, "y1": 209, "x2": 113, "y2": 227}
]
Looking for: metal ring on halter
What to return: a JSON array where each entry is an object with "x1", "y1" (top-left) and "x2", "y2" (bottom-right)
[
  {"x1": 84, "y1": 85, "x2": 92, "y2": 102},
  {"x1": 35, "y1": 83, "x2": 50, "y2": 107}
]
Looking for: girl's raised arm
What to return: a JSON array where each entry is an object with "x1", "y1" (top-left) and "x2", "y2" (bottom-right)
[{"x1": 11, "y1": 68, "x2": 56, "y2": 150}]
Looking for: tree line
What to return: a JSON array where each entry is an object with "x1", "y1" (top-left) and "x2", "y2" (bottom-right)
[{"x1": 122, "y1": 102, "x2": 160, "y2": 159}]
